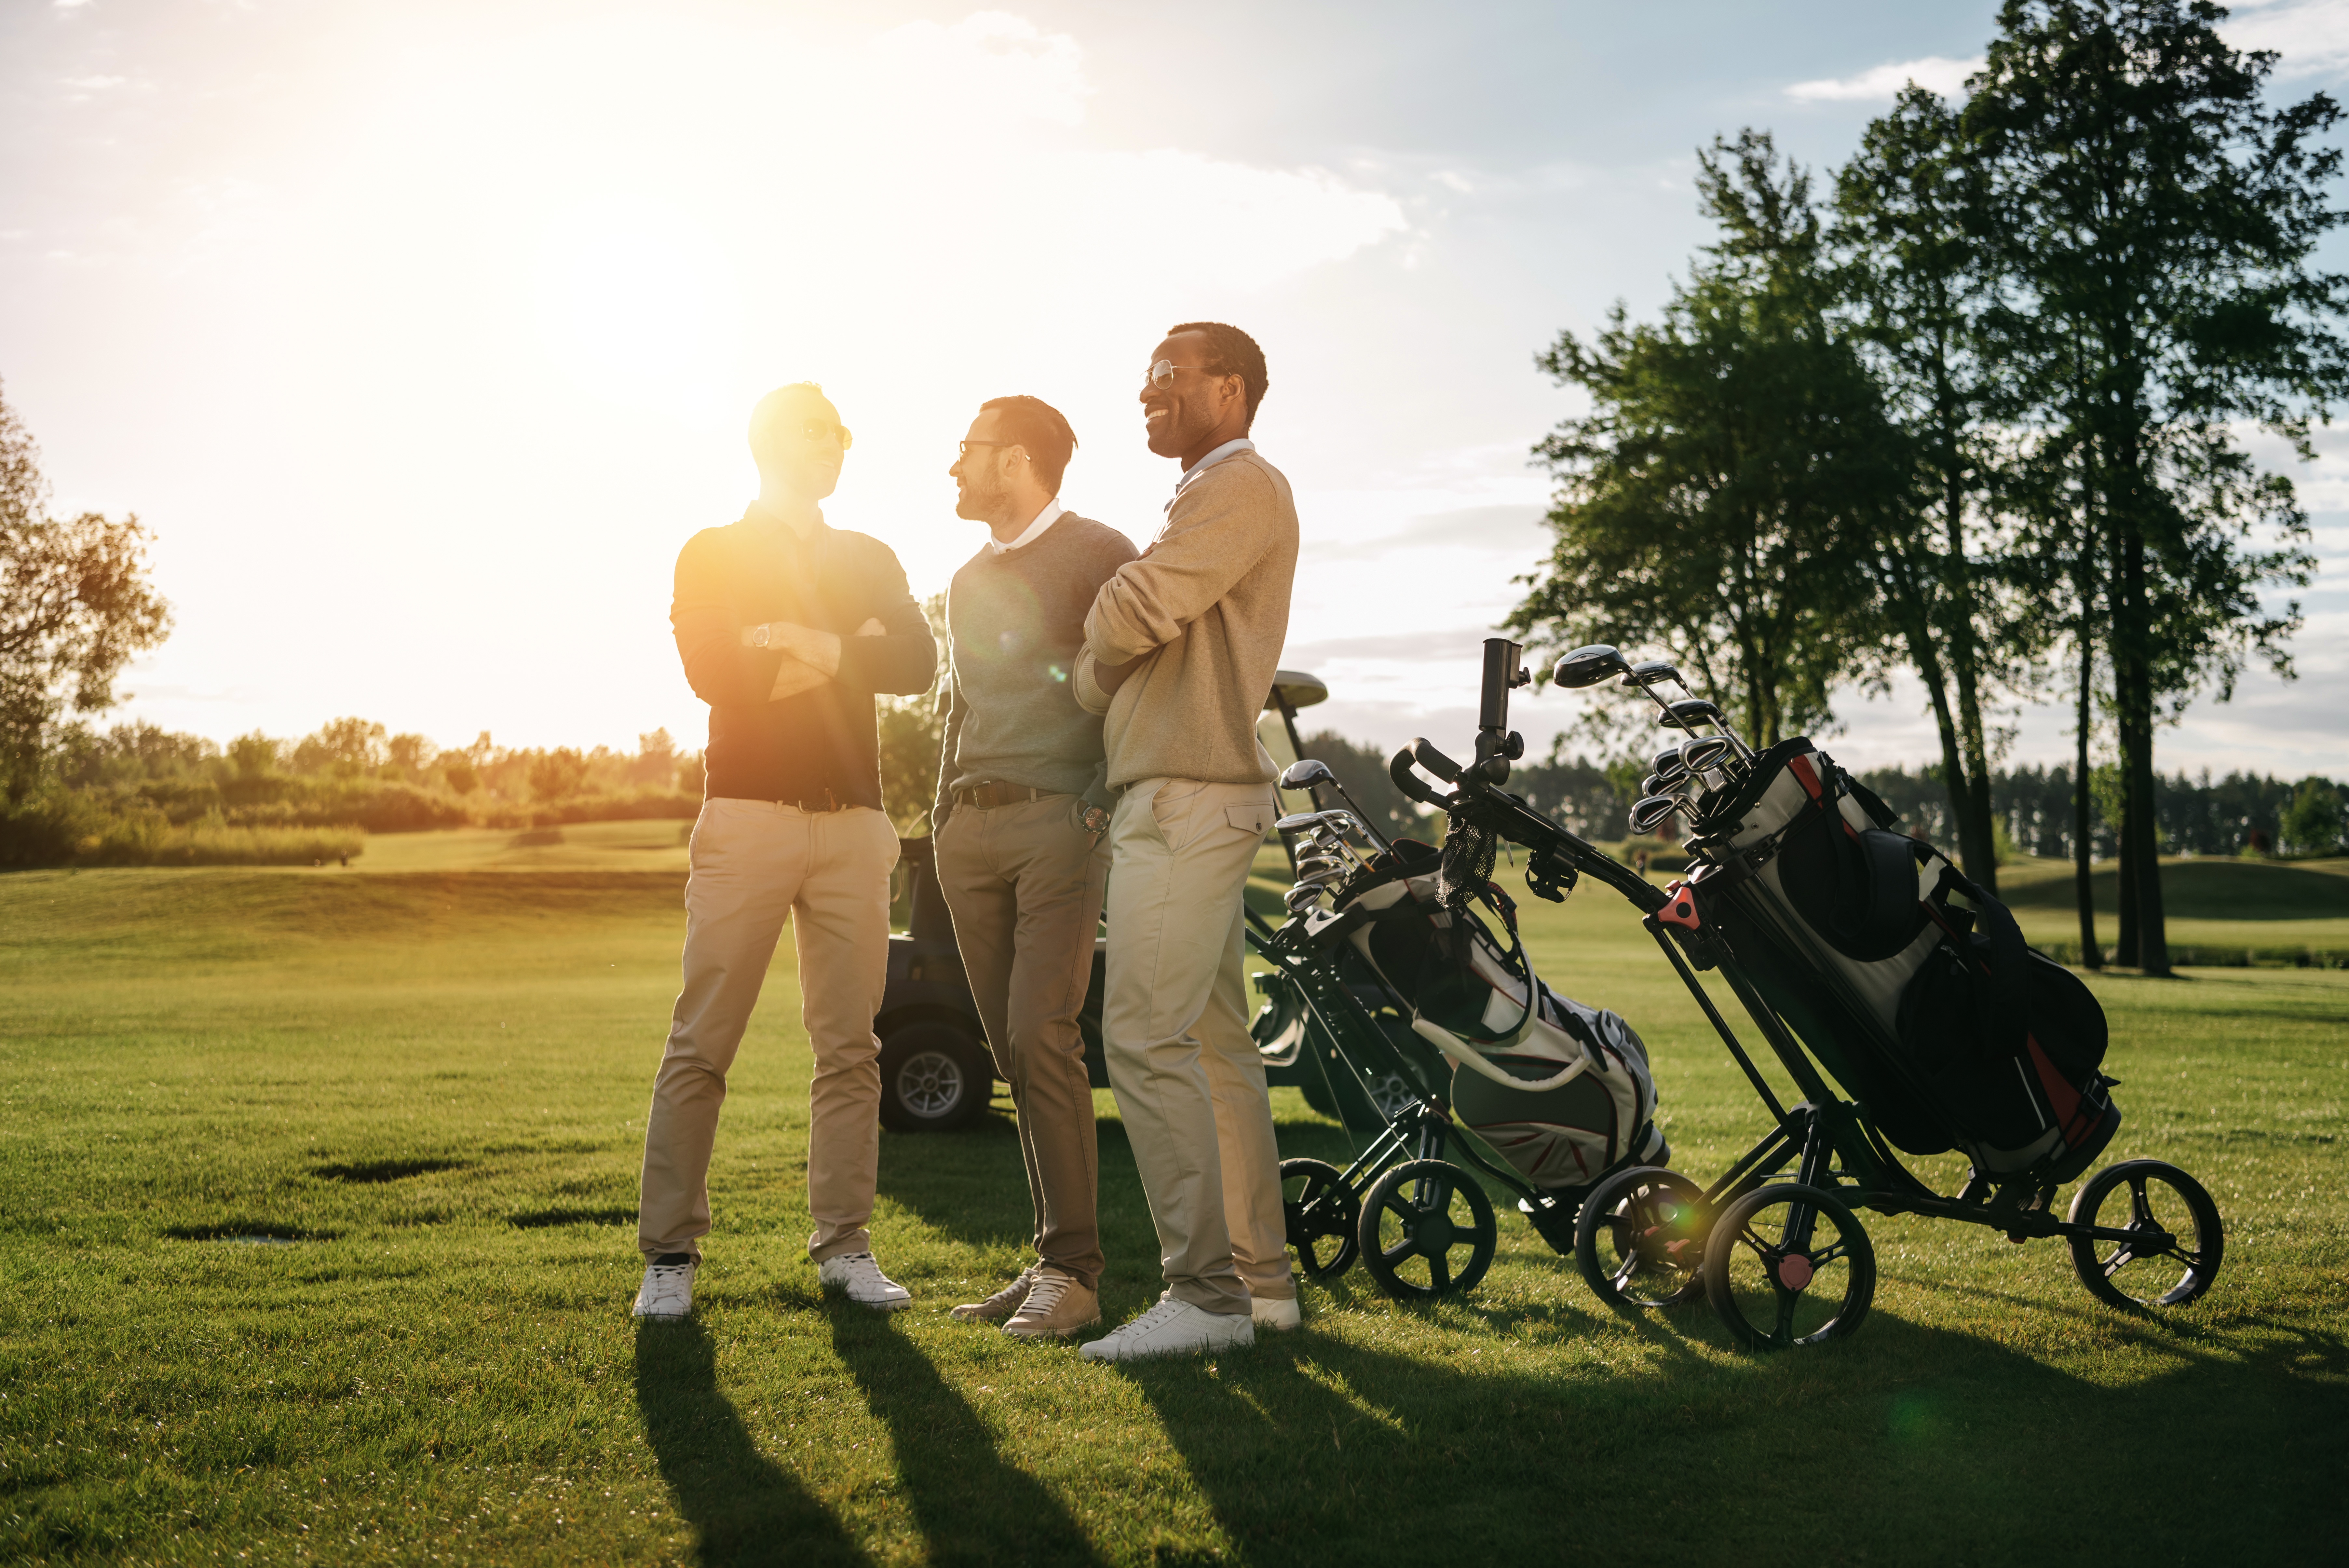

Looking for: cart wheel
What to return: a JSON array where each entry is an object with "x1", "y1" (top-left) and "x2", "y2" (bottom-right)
[
  {"x1": 1575, "y1": 1166, "x2": 1707, "y2": 1314},
  {"x1": 1358, "y1": 1159, "x2": 1495, "y2": 1300},
  {"x1": 1702, "y1": 1182, "x2": 1875, "y2": 1350},
  {"x1": 1279, "y1": 1157, "x2": 1360, "y2": 1281},
  {"x1": 2066, "y1": 1159, "x2": 2223, "y2": 1311}
]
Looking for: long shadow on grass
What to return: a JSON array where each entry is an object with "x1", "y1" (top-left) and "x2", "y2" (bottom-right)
[
  {"x1": 634, "y1": 1320, "x2": 868, "y2": 1568},
  {"x1": 827, "y1": 1308, "x2": 1105, "y2": 1567},
  {"x1": 1118, "y1": 1309, "x2": 2347, "y2": 1564}
]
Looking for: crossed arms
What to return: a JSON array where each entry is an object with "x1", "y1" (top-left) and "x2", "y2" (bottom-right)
[{"x1": 1072, "y1": 465, "x2": 1276, "y2": 716}]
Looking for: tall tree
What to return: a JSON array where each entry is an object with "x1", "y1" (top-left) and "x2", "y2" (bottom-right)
[
  {"x1": 1833, "y1": 84, "x2": 2019, "y2": 891},
  {"x1": 0, "y1": 380, "x2": 171, "y2": 798},
  {"x1": 1512, "y1": 132, "x2": 1903, "y2": 751},
  {"x1": 1967, "y1": 0, "x2": 2340, "y2": 975}
]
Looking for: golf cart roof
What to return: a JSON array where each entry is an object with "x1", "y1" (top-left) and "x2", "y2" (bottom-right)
[{"x1": 1264, "y1": 669, "x2": 1328, "y2": 712}]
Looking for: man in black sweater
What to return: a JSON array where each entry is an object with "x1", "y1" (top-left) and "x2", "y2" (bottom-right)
[
  {"x1": 633, "y1": 382, "x2": 937, "y2": 1321},
  {"x1": 933, "y1": 396, "x2": 1137, "y2": 1341}
]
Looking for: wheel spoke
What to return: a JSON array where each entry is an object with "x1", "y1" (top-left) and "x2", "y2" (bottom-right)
[
  {"x1": 1770, "y1": 1286, "x2": 1796, "y2": 1347},
  {"x1": 2101, "y1": 1246, "x2": 2136, "y2": 1279},
  {"x1": 2128, "y1": 1175, "x2": 2155, "y2": 1229},
  {"x1": 1382, "y1": 1237, "x2": 1415, "y2": 1266},
  {"x1": 1430, "y1": 1251, "x2": 1451, "y2": 1292},
  {"x1": 1812, "y1": 1240, "x2": 1849, "y2": 1267}
]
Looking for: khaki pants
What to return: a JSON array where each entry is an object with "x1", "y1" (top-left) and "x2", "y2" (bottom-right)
[
  {"x1": 637, "y1": 798, "x2": 901, "y2": 1265},
  {"x1": 933, "y1": 793, "x2": 1111, "y2": 1289},
  {"x1": 1101, "y1": 777, "x2": 1292, "y2": 1317}
]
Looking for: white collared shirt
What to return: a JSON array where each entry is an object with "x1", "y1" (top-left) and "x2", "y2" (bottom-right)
[
  {"x1": 1169, "y1": 438, "x2": 1256, "y2": 510},
  {"x1": 987, "y1": 496, "x2": 1065, "y2": 554}
]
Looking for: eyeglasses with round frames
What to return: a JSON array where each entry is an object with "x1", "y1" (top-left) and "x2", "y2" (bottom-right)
[{"x1": 1141, "y1": 359, "x2": 1232, "y2": 392}]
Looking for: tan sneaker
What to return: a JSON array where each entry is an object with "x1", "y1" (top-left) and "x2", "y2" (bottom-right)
[
  {"x1": 1003, "y1": 1266, "x2": 1100, "y2": 1341},
  {"x1": 949, "y1": 1262, "x2": 1039, "y2": 1324}
]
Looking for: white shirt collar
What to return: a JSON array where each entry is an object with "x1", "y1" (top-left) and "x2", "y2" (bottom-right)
[
  {"x1": 986, "y1": 496, "x2": 1065, "y2": 554},
  {"x1": 1173, "y1": 439, "x2": 1256, "y2": 499}
]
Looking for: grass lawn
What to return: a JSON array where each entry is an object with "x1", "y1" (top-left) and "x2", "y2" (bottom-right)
[{"x1": 2, "y1": 853, "x2": 2345, "y2": 1565}]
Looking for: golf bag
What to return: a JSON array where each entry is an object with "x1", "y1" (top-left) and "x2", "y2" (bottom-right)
[
  {"x1": 1330, "y1": 840, "x2": 1666, "y2": 1191},
  {"x1": 1684, "y1": 739, "x2": 2120, "y2": 1180}
]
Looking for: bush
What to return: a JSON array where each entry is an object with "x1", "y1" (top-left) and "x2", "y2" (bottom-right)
[{"x1": 0, "y1": 791, "x2": 365, "y2": 867}]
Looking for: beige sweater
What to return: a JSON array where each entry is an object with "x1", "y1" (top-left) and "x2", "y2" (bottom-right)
[{"x1": 1075, "y1": 447, "x2": 1298, "y2": 788}]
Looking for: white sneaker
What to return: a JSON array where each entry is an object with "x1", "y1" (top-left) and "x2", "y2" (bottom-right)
[
  {"x1": 1079, "y1": 1295, "x2": 1254, "y2": 1363},
  {"x1": 817, "y1": 1251, "x2": 912, "y2": 1312},
  {"x1": 631, "y1": 1259, "x2": 695, "y2": 1319},
  {"x1": 1252, "y1": 1295, "x2": 1302, "y2": 1332}
]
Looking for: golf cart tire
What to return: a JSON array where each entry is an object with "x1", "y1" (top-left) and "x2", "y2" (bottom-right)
[{"x1": 877, "y1": 1018, "x2": 993, "y2": 1133}]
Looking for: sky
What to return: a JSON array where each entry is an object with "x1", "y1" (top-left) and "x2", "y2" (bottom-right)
[{"x1": 6, "y1": 0, "x2": 2349, "y2": 780}]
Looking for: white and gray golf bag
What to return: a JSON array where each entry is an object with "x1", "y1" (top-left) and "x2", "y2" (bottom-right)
[{"x1": 1331, "y1": 846, "x2": 1666, "y2": 1192}]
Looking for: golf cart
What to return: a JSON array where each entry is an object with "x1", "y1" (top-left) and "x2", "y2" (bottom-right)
[{"x1": 872, "y1": 668, "x2": 1420, "y2": 1131}]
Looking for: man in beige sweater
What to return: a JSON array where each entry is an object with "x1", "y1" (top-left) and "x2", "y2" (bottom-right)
[{"x1": 1072, "y1": 321, "x2": 1299, "y2": 1362}]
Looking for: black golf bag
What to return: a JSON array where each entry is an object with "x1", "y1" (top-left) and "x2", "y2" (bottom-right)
[
  {"x1": 1679, "y1": 739, "x2": 2121, "y2": 1180},
  {"x1": 1324, "y1": 841, "x2": 1667, "y2": 1191}
]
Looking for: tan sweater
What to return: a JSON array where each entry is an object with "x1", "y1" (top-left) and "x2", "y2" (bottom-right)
[{"x1": 1075, "y1": 447, "x2": 1298, "y2": 788}]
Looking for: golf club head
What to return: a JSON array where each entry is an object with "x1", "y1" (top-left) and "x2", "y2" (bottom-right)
[
  {"x1": 1278, "y1": 758, "x2": 1336, "y2": 792},
  {"x1": 1628, "y1": 795, "x2": 1680, "y2": 836},
  {"x1": 1657, "y1": 697, "x2": 1725, "y2": 732},
  {"x1": 1294, "y1": 854, "x2": 1343, "y2": 878},
  {"x1": 1284, "y1": 884, "x2": 1328, "y2": 914},
  {"x1": 1553, "y1": 644, "x2": 1627, "y2": 689},
  {"x1": 1277, "y1": 809, "x2": 1365, "y2": 839},
  {"x1": 1682, "y1": 735, "x2": 1735, "y2": 773},
  {"x1": 1640, "y1": 772, "x2": 1668, "y2": 798},
  {"x1": 1650, "y1": 745, "x2": 1690, "y2": 783},
  {"x1": 1619, "y1": 659, "x2": 1685, "y2": 691}
]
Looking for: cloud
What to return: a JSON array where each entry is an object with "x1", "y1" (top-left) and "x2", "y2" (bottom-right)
[
  {"x1": 2225, "y1": 0, "x2": 2349, "y2": 78},
  {"x1": 60, "y1": 75, "x2": 125, "y2": 89},
  {"x1": 1785, "y1": 55, "x2": 1982, "y2": 103},
  {"x1": 1301, "y1": 503, "x2": 1545, "y2": 562}
]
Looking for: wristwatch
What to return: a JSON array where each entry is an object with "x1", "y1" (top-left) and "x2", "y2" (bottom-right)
[
  {"x1": 750, "y1": 623, "x2": 771, "y2": 649},
  {"x1": 1080, "y1": 805, "x2": 1111, "y2": 835}
]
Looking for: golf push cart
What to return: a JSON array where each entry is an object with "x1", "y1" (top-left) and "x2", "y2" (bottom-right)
[
  {"x1": 871, "y1": 668, "x2": 1424, "y2": 1131},
  {"x1": 1251, "y1": 637, "x2": 2224, "y2": 1349}
]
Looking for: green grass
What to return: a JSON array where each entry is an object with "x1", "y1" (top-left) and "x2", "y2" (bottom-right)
[{"x1": 3, "y1": 860, "x2": 2346, "y2": 1565}]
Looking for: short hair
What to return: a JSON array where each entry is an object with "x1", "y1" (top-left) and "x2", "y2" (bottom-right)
[
  {"x1": 1166, "y1": 321, "x2": 1268, "y2": 424},
  {"x1": 747, "y1": 382, "x2": 833, "y2": 470},
  {"x1": 978, "y1": 395, "x2": 1078, "y2": 494}
]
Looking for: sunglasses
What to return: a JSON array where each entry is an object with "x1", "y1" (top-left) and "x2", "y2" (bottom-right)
[
  {"x1": 1141, "y1": 359, "x2": 1224, "y2": 392},
  {"x1": 800, "y1": 419, "x2": 853, "y2": 451}
]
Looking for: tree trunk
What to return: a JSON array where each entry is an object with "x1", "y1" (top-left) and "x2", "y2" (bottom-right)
[
  {"x1": 2116, "y1": 527, "x2": 2171, "y2": 976},
  {"x1": 2073, "y1": 628, "x2": 2102, "y2": 970},
  {"x1": 1942, "y1": 466, "x2": 1999, "y2": 892}
]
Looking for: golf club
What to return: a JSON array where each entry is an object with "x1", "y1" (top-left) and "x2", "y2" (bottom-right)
[
  {"x1": 1552, "y1": 644, "x2": 1629, "y2": 689},
  {"x1": 1277, "y1": 758, "x2": 1394, "y2": 851},
  {"x1": 1628, "y1": 795, "x2": 1681, "y2": 836}
]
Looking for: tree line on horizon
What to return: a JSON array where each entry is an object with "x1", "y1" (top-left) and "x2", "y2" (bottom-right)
[{"x1": 1507, "y1": 0, "x2": 2349, "y2": 976}]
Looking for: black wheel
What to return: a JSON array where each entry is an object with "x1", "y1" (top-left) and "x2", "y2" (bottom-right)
[
  {"x1": 1357, "y1": 1159, "x2": 1495, "y2": 1300},
  {"x1": 1575, "y1": 1166, "x2": 1707, "y2": 1314},
  {"x1": 1702, "y1": 1182, "x2": 1875, "y2": 1350},
  {"x1": 876, "y1": 1019, "x2": 992, "y2": 1132},
  {"x1": 2066, "y1": 1159, "x2": 2224, "y2": 1311},
  {"x1": 1279, "y1": 1157, "x2": 1360, "y2": 1281}
]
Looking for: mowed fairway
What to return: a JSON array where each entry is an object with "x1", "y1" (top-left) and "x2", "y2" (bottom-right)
[{"x1": 2, "y1": 854, "x2": 2346, "y2": 1566}]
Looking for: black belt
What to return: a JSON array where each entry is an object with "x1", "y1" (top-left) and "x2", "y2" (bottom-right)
[
  {"x1": 720, "y1": 790, "x2": 848, "y2": 813},
  {"x1": 954, "y1": 782, "x2": 1054, "y2": 810}
]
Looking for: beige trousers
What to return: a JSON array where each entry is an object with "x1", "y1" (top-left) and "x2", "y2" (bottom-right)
[
  {"x1": 637, "y1": 798, "x2": 901, "y2": 1265},
  {"x1": 933, "y1": 793, "x2": 1111, "y2": 1289},
  {"x1": 1101, "y1": 777, "x2": 1292, "y2": 1317}
]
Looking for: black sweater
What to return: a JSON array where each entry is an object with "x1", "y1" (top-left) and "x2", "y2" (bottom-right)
[{"x1": 671, "y1": 508, "x2": 937, "y2": 810}]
